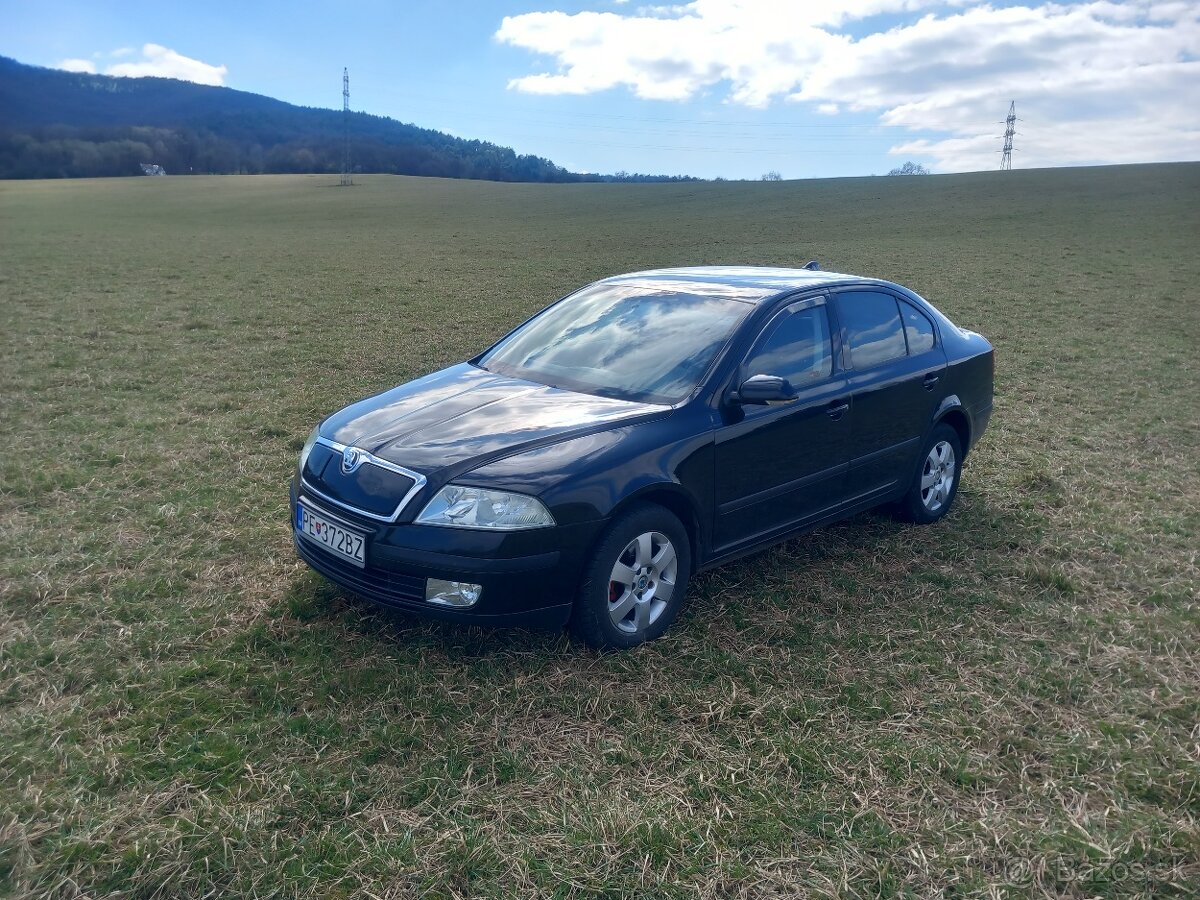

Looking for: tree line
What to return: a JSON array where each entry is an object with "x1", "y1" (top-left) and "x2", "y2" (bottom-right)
[
  {"x1": 0, "y1": 124, "x2": 697, "y2": 182},
  {"x1": 0, "y1": 124, "x2": 588, "y2": 181}
]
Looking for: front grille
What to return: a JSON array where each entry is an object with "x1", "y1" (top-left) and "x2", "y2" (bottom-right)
[
  {"x1": 296, "y1": 536, "x2": 426, "y2": 608},
  {"x1": 303, "y1": 444, "x2": 416, "y2": 519}
]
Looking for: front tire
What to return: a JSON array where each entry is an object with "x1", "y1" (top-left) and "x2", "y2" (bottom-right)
[
  {"x1": 896, "y1": 424, "x2": 963, "y2": 524},
  {"x1": 570, "y1": 503, "x2": 692, "y2": 650}
]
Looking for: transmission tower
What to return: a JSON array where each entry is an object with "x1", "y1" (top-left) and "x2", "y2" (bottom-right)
[
  {"x1": 1000, "y1": 101, "x2": 1016, "y2": 171},
  {"x1": 340, "y1": 68, "x2": 352, "y2": 186}
]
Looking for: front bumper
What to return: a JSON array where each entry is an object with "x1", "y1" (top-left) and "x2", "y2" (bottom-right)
[{"x1": 290, "y1": 480, "x2": 597, "y2": 629}]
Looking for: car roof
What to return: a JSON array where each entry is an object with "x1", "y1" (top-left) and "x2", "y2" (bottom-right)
[{"x1": 599, "y1": 266, "x2": 881, "y2": 304}]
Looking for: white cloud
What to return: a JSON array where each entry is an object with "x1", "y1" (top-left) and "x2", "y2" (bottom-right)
[
  {"x1": 496, "y1": 0, "x2": 1200, "y2": 170},
  {"x1": 105, "y1": 44, "x2": 227, "y2": 85},
  {"x1": 56, "y1": 44, "x2": 227, "y2": 86},
  {"x1": 58, "y1": 58, "x2": 97, "y2": 74},
  {"x1": 496, "y1": 7, "x2": 845, "y2": 105}
]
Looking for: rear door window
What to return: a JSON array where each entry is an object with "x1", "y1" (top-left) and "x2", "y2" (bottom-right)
[{"x1": 838, "y1": 292, "x2": 906, "y2": 369}]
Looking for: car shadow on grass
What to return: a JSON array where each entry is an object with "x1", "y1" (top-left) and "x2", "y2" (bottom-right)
[
  {"x1": 677, "y1": 488, "x2": 1040, "y2": 651},
  {"x1": 278, "y1": 566, "x2": 572, "y2": 661}
]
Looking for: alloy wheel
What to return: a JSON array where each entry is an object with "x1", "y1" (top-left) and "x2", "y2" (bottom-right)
[
  {"x1": 920, "y1": 440, "x2": 957, "y2": 513},
  {"x1": 607, "y1": 531, "x2": 678, "y2": 635}
]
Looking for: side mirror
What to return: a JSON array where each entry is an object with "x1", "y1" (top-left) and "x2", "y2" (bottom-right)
[{"x1": 732, "y1": 373, "x2": 796, "y2": 404}]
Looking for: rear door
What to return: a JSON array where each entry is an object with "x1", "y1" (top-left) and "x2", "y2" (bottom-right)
[
  {"x1": 833, "y1": 289, "x2": 947, "y2": 499},
  {"x1": 713, "y1": 297, "x2": 851, "y2": 552}
]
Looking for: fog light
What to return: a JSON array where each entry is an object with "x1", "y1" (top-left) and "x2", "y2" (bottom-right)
[{"x1": 425, "y1": 578, "x2": 483, "y2": 608}]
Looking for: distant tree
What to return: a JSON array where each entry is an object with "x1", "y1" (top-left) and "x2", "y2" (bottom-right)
[
  {"x1": 887, "y1": 161, "x2": 930, "y2": 176},
  {"x1": 760, "y1": 170, "x2": 783, "y2": 181}
]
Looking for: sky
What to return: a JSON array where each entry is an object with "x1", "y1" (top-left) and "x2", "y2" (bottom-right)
[{"x1": 2, "y1": 0, "x2": 1197, "y2": 180}]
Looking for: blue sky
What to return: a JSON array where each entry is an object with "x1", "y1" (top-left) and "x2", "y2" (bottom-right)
[{"x1": 2, "y1": 0, "x2": 1197, "y2": 179}]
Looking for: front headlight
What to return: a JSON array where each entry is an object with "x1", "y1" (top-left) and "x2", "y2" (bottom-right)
[
  {"x1": 298, "y1": 426, "x2": 320, "y2": 475},
  {"x1": 415, "y1": 485, "x2": 555, "y2": 530}
]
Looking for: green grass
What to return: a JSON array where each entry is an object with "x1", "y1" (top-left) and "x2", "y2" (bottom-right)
[{"x1": 1, "y1": 166, "x2": 1198, "y2": 898}]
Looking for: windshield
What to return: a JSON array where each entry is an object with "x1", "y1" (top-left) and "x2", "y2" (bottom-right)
[{"x1": 478, "y1": 282, "x2": 753, "y2": 404}]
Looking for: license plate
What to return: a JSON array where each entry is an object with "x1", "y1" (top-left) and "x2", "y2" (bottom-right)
[{"x1": 296, "y1": 502, "x2": 366, "y2": 568}]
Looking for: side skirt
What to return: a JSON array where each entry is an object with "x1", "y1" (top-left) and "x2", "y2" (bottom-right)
[{"x1": 698, "y1": 485, "x2": 903, "y2": 573}]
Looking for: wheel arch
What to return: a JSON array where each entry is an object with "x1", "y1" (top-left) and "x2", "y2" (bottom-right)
[
  {"x1": 607, "y1": 483, "x2": 703, "y2": 571},
  {"x1": 932, "y1": 396, "x2": 971, "y2": 459}
]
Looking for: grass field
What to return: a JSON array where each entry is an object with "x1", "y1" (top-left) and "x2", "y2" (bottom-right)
[{"x1": 1, "y1": 165, "x2": 1198, "y2": 898}]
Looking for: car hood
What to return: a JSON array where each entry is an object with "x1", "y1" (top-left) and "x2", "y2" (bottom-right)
[{"x1": 322, "y1": 363, "x2": 666, "y2": 475}]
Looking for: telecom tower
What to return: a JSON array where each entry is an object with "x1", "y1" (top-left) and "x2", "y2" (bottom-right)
[
  {"x1": 340, "y1": 68, "x2": 352, "y2": 186},
  {"x1": 1000, "y1": 101, "x2": 1016, "y2": 171}
]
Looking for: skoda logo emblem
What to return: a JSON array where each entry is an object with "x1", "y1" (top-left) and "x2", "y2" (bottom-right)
[{"x1": 341, "y1": 446, "x2": 364, "y2": 475}]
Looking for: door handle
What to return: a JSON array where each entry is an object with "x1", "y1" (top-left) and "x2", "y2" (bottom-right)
[
  {"x1": 923, "y1": 373, "x2": 940, "y2": 390},
  {"x1": 826, "y1": 400, "x2": 850, "y2": 420}
]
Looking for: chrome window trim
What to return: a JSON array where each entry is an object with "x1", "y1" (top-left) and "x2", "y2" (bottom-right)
[{"x1": 300, "y1": 436, "x2": 428, "y2": 523}]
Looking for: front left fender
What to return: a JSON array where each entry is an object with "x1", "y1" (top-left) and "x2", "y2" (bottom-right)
[{"x1": 457, "y1": 408, "x2": 716, "y2": 531}]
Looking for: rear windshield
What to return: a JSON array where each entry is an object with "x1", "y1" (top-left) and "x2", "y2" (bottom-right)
[{"x1": 478, "y1": 283, "x2": 752, "y2": 404}]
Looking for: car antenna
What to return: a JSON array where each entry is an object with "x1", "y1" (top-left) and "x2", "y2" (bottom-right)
[{"x1": 803, "y1": 260, "x2": 821, "y2": 271}]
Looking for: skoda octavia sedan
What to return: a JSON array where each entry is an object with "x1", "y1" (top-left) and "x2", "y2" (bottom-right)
[{"x1": 291, "y1": 266, "x2": 993, "y2": 648}]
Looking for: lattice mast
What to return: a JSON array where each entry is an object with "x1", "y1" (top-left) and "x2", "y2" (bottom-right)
[
  {"x1": 1000, "y1": 101, "x2": 1016, "y2": 171},
  {"x1": 340, "y1": 68, "x2": 352, "y2": 186}
]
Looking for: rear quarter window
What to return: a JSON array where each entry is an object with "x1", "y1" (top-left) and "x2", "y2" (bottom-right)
[{"x1": 900, "y1": 301, "x2": 936, "y2": 354}]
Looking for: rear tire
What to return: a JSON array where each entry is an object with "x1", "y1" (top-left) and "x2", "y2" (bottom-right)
[
  {"x1": 895, "y1": 423, "x2": 962, "y2": 524},
  {"x1": 570, "y1": 503, "x2": 691, "y2": 650}
]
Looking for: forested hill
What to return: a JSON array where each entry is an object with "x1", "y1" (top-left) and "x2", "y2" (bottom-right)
[{"x1": 0, "y1": 56, "x2": 692, "y2": 182}]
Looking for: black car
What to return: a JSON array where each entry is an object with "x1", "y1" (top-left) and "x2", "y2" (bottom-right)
[{"x1": 291, "y1": 266, "x2": 993, "y2": 648}]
